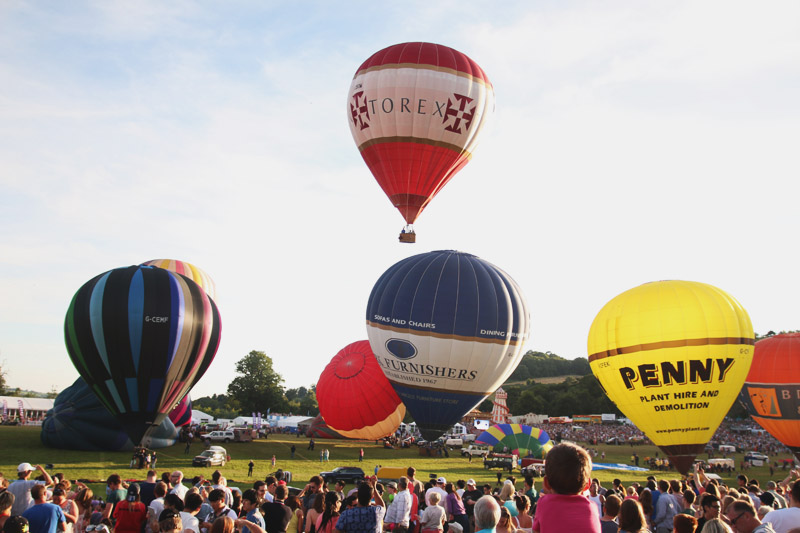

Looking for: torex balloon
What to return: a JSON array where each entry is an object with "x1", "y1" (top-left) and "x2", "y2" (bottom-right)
[
  {"x1": 142, "y1": 259, "x2": 217, "y2": 301},
  {"x1": 316, "y1": 340, "x2": 406, "y2": 440},
  {"x1": 366, "y1": 250, "x2": 529, "y2": 441},
  {"x1": 588, "y1": 280, "x2": 754, "y2": 474},
  {"x1": 738, "y1": 333, "x2": 800, "y2": 461},
  {"x1": 348, "y1": 42, "x2": 494, "y2": 236},
  {"x1": 64, "y1": 265, "x2": 221, "y2": 446}
]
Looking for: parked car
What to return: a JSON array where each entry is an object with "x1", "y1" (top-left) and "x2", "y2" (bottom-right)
[
  {"x1": 192, "y1": 446, "x2": 228, "y2": 467},
  {"x1": 483, "y1": 453, "x2": 517, "y2": 471},
  {"x1": 461, "y1": 445, "x2": 491, "y2": 457},
  {"x1": 744, "y1": 451, "x2": 769, "y2": 466},
  {"x1": 202, "y1": 430, "x2": 235, "y2": 443},
  {"x1": 319, "y1": 467, "x2": 365, "y2": 484}
]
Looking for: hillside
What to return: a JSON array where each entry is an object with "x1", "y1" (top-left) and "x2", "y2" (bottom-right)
[{"x1": 505, "y1": 350, "x2": 590, "y2": 382}]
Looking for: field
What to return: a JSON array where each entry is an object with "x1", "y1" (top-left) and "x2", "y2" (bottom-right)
[{"x1": 2, "y1": 426, "x2": 792, "y2": 495}]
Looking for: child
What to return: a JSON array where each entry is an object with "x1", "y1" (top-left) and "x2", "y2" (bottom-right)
[{"x1": 532, "y1": 443, "x2": 600, "y2": 533}]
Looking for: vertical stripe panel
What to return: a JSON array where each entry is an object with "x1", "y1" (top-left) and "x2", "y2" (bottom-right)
[
  {"x1": 147, "y1": 379, "x2": 164, "y2": 411},
  {"x1": 128, "y1": 269, "x2": 144, "y2": 373},
  {"x1": 89, "y1": 272, "x2": 112, "y2": 374},
  {"x1": 105, "y1": 378, "x2": 126, "y2": 413},
  {"x1": 125, "y1": 377, "x2": 139, "y2": 411}
]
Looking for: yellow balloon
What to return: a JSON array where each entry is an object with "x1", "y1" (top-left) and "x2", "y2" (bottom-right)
[{"x1": 587, "y1": 280, "x2": 754, "y2": 474}]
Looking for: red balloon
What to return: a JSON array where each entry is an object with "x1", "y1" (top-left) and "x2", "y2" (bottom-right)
[
  {"x1": 316, "y1": 341, "x2": 405, "y2": 439},
  {"x1": 348, "y1": 42, "x2": 494, "y2": 227},
  {"x1": 739, "y1": 333, "x2": 800, "y2": 460}
]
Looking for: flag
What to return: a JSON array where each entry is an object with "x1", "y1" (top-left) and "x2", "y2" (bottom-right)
[{"x1": 18, "y1": 399, "x2": 25, "y2": 422}]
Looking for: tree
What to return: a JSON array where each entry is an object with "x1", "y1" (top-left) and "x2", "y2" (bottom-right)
[
  {"x1": 0, "y1": 360, "x2": 7, "y2": 396},
  {"x1": 227, "y1": 351, "x2": 288, "y2": 414},
  {"x1": 286, "y1": 385, "x2": 318, "y2": 416},
  {"x1": 193, "y1": 394, "x2": 241, "y2": 419}
]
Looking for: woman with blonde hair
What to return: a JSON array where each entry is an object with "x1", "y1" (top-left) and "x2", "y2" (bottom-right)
[
  {"x1": 699, "y1": 518, "x2": 733, "y2": 533},
  {"x1": 498, "y1": 482, "x2": 519, "y2": 518},
  {"x1": 73, "y1": 486, "x2": 94, "y2": 533},
  {"x1": 495, "y1": 506, "x2": 517, "y2": 533}
]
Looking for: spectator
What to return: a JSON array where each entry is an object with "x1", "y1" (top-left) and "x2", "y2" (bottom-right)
[
  {"x1": 672, "y1": 514, "x2": 697, "y2": 533},
  {"x1": 697, "y1": 494, "x2": 722, "y2": 532},
  {"x1": 618, "y1": 499, "x2": 648, "y2": 533},
  {"x1": 158, "y1": 509, "x2": 183, "y2": 533},
  {"x1": 241, "y1": 490, "x2": 265, "y2": 533},
  {"x1": 334, "y1": 480, "x2": 385, "y2": 533},
  {"x1": 103, "y1": 475, "x2": 127, "y2": 521},
  {"x1": 419, "y1": 492, "x2": 445, "y2": 533},
  {"x1": 725, "y1": 500, "x2": 774, "y2": 533},
  {"x1": 445, "y1": 482, "x2": 469, "y2": 533},
  {"x1": 22, "y1": 485, "x2": 65, "y2": 533},
  {"x1": 0, "y1": 491, "x2": 15, "y2": 531},
  {"x1": 384, "y1": 478, "x2": 411, "y2": 533},
  {"x1": 169, "y1": 472, "x2": 188, "y2": 501},
  {"x1": 762, "y1": 478, "x2": 800, "y2": 533},
  {"x1": 496, "y1": 507, "x2": 517, "y2": 533},
  {"x1": 260, "y1": 485, "x2": 293, "y2": 533},
  {"x1": 315, "y1": 493, "x2": 341, "y2": 533},
  {"x1": 181, "y1": 492, "x2": 204, "y2": 533},
  {"x1": 8, "y1": 464, "x2": 53, "y2": 516},
  {"x1": 147, "y1": 482, "x2": 168, "y2": 533},
  {"x1": 3, "y1": 517, "x2": 30, "y2": 533},
  {"x1": 473, "y1": 496, "x2": 501, "y2": 533},
  {"x1": 304, "y1": 495, "x2": 324, "y2": 533},
  {"x1": 513, "y1": 495, "x2": 533, "y2": 533},
  {"x1": 51, "y1": 487, "x2": 77, "y2": 533},
  {"x1": 702, "y1": 519, "x2": 734, "y2": 533},
  {"x1": 113, "y1": 484, "x2": 147, "y2": 533},
  {"x1": 284, "y1": 496, "x2": 303, "y2": 533},
  {"x1": 533, "y1": 443, "x2": 600, "y2": 533},
  {"x1": 599, "y1": 494, "x2": 621, "y2": 533}
]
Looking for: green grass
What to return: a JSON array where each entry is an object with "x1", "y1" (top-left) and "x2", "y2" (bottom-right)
[{"x1": 2, "y1": 426, "x2": 793, "y2": 494}]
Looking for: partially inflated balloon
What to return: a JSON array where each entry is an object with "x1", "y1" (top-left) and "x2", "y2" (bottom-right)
[
  {"x1": 738, "y1": 333, "x2": 800, "y2": 461},
  {"x1": 588, "y1": 280, "x2": 754, "y2": 474},
  {"x1": 367, "y1": 250, "x2": 529, "y2": 441},
  {"x1": 476, "y1": 424, "x2": 553, "y2": 458},
  {"x1": 64, "y1": 265, "x2": 221, "y2": 446},
  {"x1": 316, "y1": 341, "x2": 405, "y2": 440},
  {"x1": 142, "y1": 259, "x2": 217, "y2": 301},
  {"x1": 348, "y1": 42, "x2": 494, "y2": 230},
  {"x1": 41, "y1": 377, "x2": 179, "y2": 451}
]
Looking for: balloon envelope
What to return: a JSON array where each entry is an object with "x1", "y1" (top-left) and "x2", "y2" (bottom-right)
[
  {"x1": 588, "y1": 280, "x2": 754, "y2": 474},
  {"x1": 476, "y1": 424, "x2": 554, "y2": 458},
  {"x1": 41, "y1": 377, "x2": 179, "y2": 451},
  {"x1": 64, "y1": 265, "x2": 221, "y2": 446},
  {"x1": 738, "y1": 333, "x2": 800, "y2": 461},
  {"x1": 317, "y1": 341, "x2": 406, "y2": 440},
  {"x1": 142, "y1": 259, "x2": 217, "y2": 301},
  {"x1": 168, "y1": 394, "x2": 192, "y2": 427},
  {"x1": 348, "y1": 42, "x2": 494, "y2": 226},
  {"x1": 366, "y1": 250, "x2": 529, "y2": 441}
]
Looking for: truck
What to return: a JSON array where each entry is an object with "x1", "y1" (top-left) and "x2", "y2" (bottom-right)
[
  {"x1": 461, "y1": 445, "x2": 491, "y2": 458},
  {"x1": 483, "y1": 453, "x2": 518, "y2": 471}
]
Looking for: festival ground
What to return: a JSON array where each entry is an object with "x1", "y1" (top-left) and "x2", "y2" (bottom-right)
[{"x1": 2, "y1": 426, "x2": 794, "y2": 498}]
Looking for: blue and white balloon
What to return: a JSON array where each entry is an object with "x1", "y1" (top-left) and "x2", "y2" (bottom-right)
[{"x1": 366, "y1": 250, "x2": 530, "y2": 441}]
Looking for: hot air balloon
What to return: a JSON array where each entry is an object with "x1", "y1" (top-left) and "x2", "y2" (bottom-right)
[
  {"x1": 41, "y1": 377, "x2": 179, "y2": 451},
  {"x1": 64, "y1": 265, "x2": 221, "y2": 446},
  {"x1": 142, "y1": 259, "x2": 217, "y2": 301},
  {"x1": 348, "y1": 42, "x2": 494, "y2": 242},
  {"x1": 738, "y1": 333, "x2": 800, "y2": 461},
  {"x1": 588, "y1": 280, "x2": 754, "y2": 474},
  {"x1": 476, "y1": 424, "x2": 554, "y2": 458},
  {"x1": 366, "y1": 250, "x2": 529, "y2": 441},
  {"x1": 316, "y1": 341, "x2": 405, "y2": 440}
]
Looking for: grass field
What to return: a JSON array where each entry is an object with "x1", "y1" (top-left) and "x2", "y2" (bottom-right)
[{"x1": 2, "y1": 426, "x2": 793, "y2": 495}]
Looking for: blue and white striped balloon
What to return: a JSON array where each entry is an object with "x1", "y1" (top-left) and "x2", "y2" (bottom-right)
[{"x1": 366, "y1": 250, "x2": 530, "y2": 441}]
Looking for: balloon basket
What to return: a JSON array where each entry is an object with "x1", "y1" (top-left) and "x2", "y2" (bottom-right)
[{"x1": 399, "y1": 226, "x2": 416, "y2": 243}]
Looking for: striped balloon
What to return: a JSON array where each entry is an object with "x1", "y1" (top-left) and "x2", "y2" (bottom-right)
[
  {"x1": 476, "y1": 424, "x2": 554, "y2": 458},
  {"x1": 142, "y1": 259, "x2": 216, "y2": 301},
  {"x1": 64, "y1": 265, "x2": 221, "y2": 446},
  {"x1": 348, "y1": 42, "x2": 494, "y2": 226},
  {"x1": 366, "y1": 250, "x2": 529, "y2": 441}
]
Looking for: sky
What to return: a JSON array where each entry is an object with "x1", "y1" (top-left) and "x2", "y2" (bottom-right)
[{"x1": 1, "y1": 1, "x2": 799, "y2": 400}]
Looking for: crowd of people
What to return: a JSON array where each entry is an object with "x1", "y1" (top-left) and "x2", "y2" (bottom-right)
[{"x1": 3, "y1": 439, "x2": 800, "y2": 533}]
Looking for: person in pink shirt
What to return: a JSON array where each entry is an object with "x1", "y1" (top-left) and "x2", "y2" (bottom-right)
[{"x1": 532, "y1": 443, "x2": 600, "y2": 533}]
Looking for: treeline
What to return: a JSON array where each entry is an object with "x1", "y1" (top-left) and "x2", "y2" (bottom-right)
[
  {"x1": 506, "y1": 351, "x2": 590, "y2": 382},
  {"x1": 504, "y1": 374, "x2": 622, "y2": 417}
]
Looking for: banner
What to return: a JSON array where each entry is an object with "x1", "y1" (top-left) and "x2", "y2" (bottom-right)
[
  {"x1": 18, "y1": 399, "x2": 25, "y2": 422},
  {"x1": 2, "y1": 399, "x2": 7, "y2": 421}
]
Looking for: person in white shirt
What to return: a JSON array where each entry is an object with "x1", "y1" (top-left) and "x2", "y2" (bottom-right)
[
  {"x1": 384, "y1": 478, "x2": 412, "y2": 529},
  {"x1": 180, "y1": 492, "x2": 203, "y2": 533},
  {"x1": 762, "y1": 477, "x2": 800, "y2": 533},
  {"x1": 170, "y1": 472, "x2": 188, "y2": 501},
  {"x1": 426, "y1": 478, "x2": 448, "y2": 507}
]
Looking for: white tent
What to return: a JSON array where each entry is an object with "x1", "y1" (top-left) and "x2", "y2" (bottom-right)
[{"x1": 191, "y1": 410, "x2": 214, "y2": 424}]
